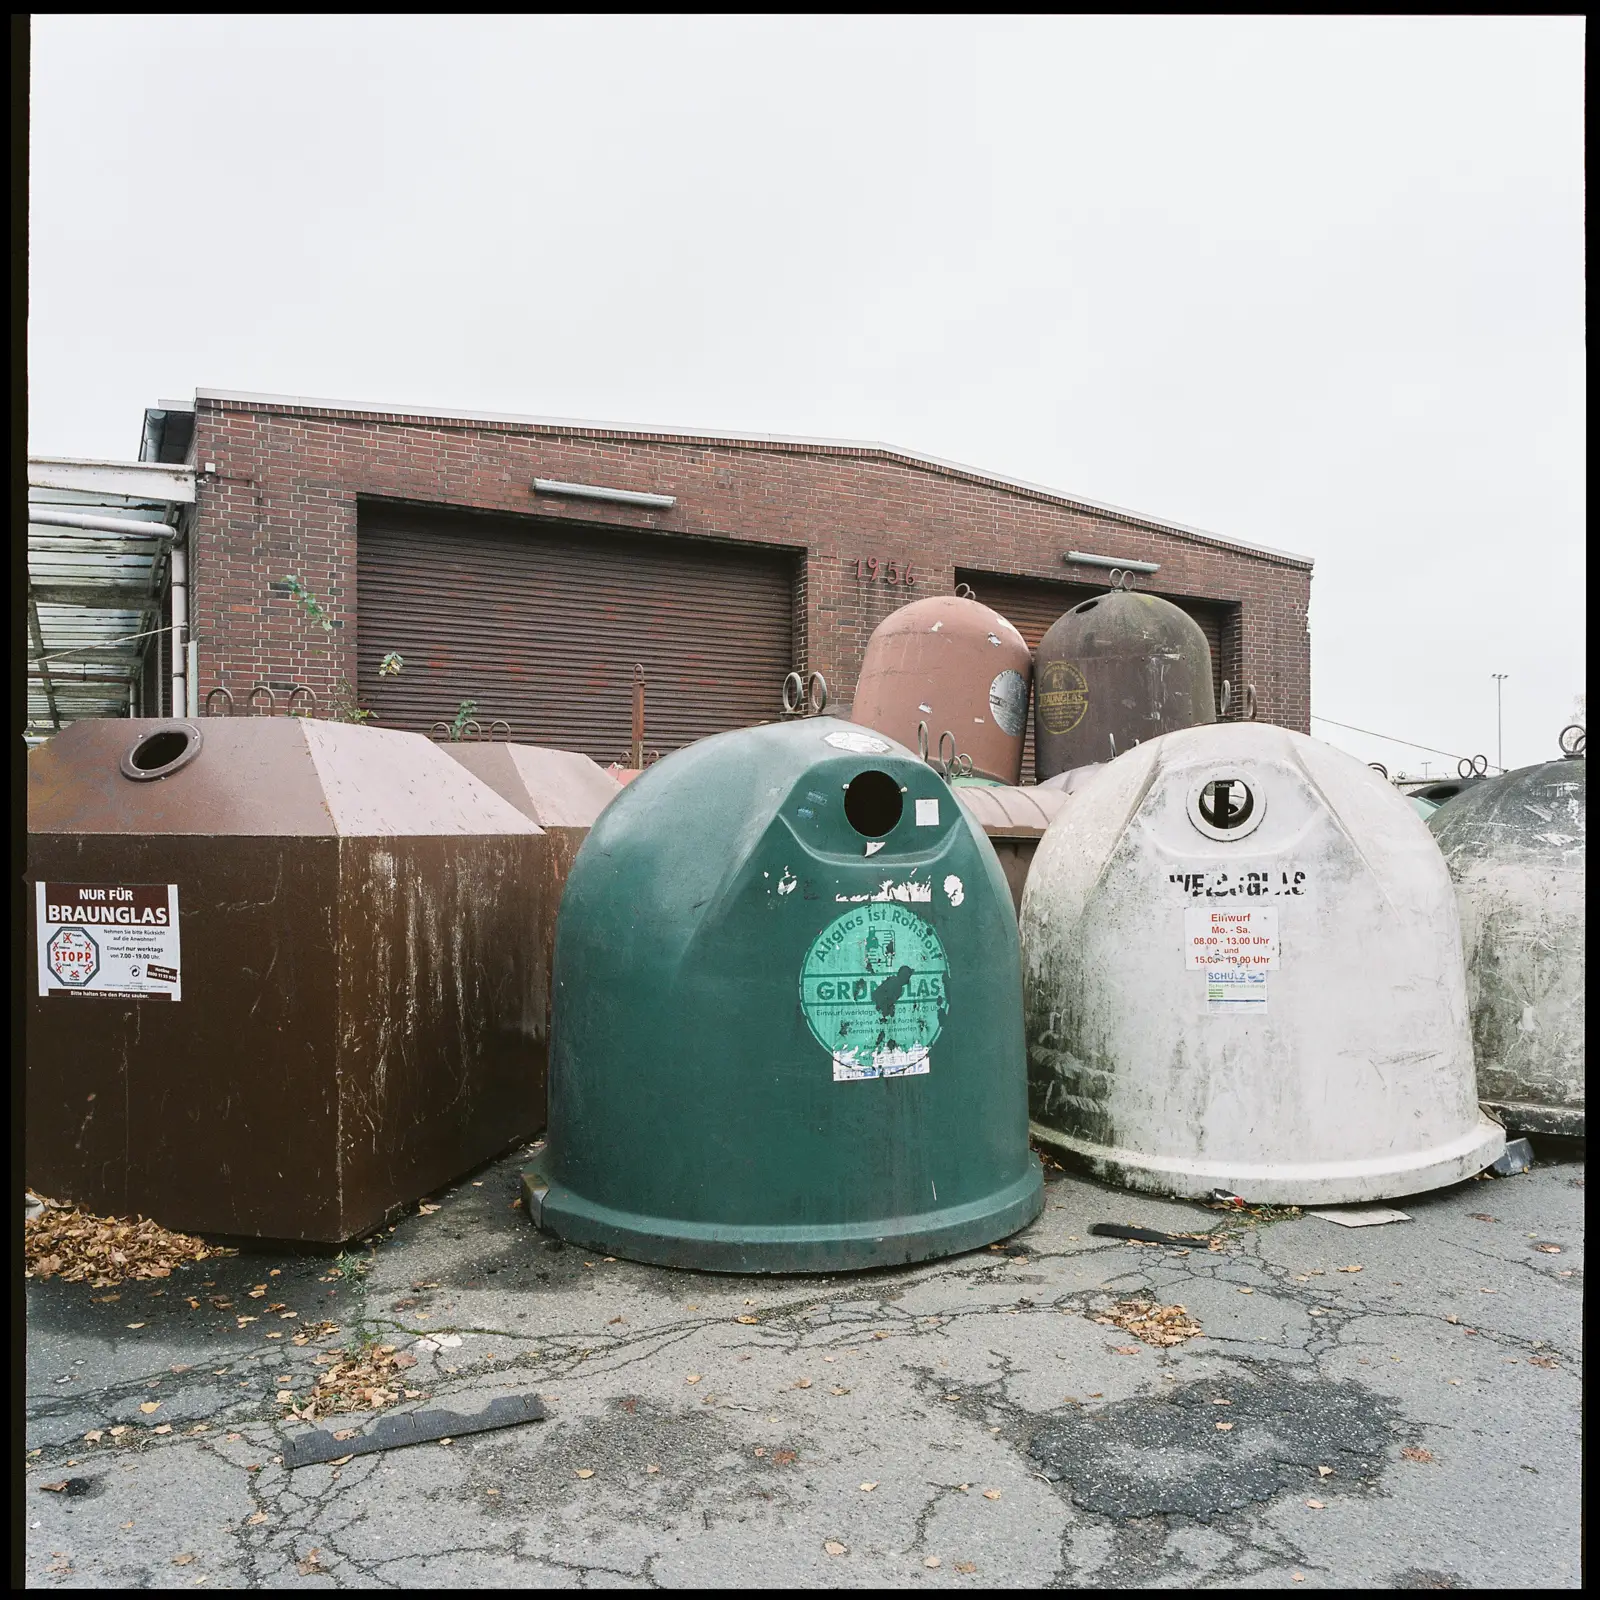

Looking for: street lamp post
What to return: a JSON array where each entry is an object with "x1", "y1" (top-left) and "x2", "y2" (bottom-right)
[{"x1": 1492, "y1": 673, "x2": 1509, "y2": 771}]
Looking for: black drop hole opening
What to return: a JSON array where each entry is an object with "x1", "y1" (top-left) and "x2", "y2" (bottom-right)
[
  {"x1": 1074, "y1": 598, "x2": 1100, "y2": 614},
  {"x1": 121, "y1": 724, "x2": 203, "y2": 781},
  {"x1": 844, "y1": 770, "x2": 904, "y2": 837},
  {"x1": 1198, "y1": 779, "x2": 1255, "y2": 830}
]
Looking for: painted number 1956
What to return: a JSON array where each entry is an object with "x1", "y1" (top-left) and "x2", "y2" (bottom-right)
[{"x1": 852, "y1": 557, "x2": 915, "y2": 586}]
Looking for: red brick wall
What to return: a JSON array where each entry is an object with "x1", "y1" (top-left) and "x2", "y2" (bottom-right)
[{"x1": 188, "y1": 396, "x2": 1311, "y2": 732}]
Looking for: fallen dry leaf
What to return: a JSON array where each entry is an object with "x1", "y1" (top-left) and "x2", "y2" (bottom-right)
[
  {"x1": 955, "y1": 1561, "x2": 977, "y2": 1574},
  {"x1": 794, "y1": 1378, "x2": 812, "y2": 1389},
  {"x1": 126, "y1": 1322, "x2": 146, "y2": 1330},
  {"x1": 924, "y1": 1556, "x2": 942, "y2": 1568},
  {"x1": 245, "y1": 1512, "x2": 268, "y2": 1526},
  {"x1": 772, "y1": 1450, "x2": 797, "y2": 1466},
  {"x1": 40, "y1": 1480, "x2": 69, "y2": 1493},
  {"x1": 1401, "y1": 1446, "x2": 1434, "y2": 1463},
  {"x1": 139, "y1": 1401, "x2": 161, "y2": 1414},
  {"x1": 859, "y1": 1480, "x2": 878, "y2": 1492},
  {"x1": 296, "y1": 1550, "x2": 323, "y2": 1575},
  {"x1": 1097, "y1": 1298, "x2": 1204, "y2": 1348},
  {"x1": 1114, "y1": 1345, "x2": 1140, "y2": 1356},
  {"x1": 872, "y1": 1331, "x2": 888, "y2": 1340},
  {"x1": 418, "y1": 1204, "x2": 441, "y2": 1215},
  {"x1": 1529, "y1": 1356, "x2": 1560, "y2": 1369},
  {"x1": 646, "y1": 1464, "x2": 661, "y2": 1473},
  {"x1": 153, "y1": 1425, "x2": 172, "y2": 1435},
  {"x1": 1317, "y1": 1466, "x2": 1333, "y2": 1477},
  {"x1": 736, "y1": 1315, "x2": 759, "y2": 1325},
  {"x1": 830, "y1": 1386, "x2": 851, "y2": 1396},
  {"x1": 172, "y1": 1553, "x2": 197, "y2": 1566},
  {"x1": 575, "y1": 1468, "x2": 595, "y2": 1479},
  {"x1": 982, "y1": 1489, "x2": 1002, "y2": 1501},
  {"x1": 1237, "y1": 1286, "x2": 1254, "y2": 1295},
  {"x1": 24, "y1": 1196, "x2": 233, "y2": 1287},
  {"x1": 83, "y1": 1430, "x2": 103, "y2": 1444},
  {"x1": 1304, "y1": 1499, "x2": 1325, "y2": 1510},
  {"x1": 1536, "y1": 1244, "x2": 1562, "y2": 1254},
  {"x1": 1215, "y1": 1421, "x2": 1235, "y2": 1432},
  {"x1": 824, "y1": 1541, "x2": 847, "y2": 1556},
  {"x1": 685, "y1": 1374, "x2": 701, "y2": 1384},
  {"x1": 1338, "y1": 1265, "x2": 1363, "y2": 1273}
]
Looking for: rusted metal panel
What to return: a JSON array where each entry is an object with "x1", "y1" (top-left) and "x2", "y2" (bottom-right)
[
  {"x1": 953, "y1": 783, "x2": 1070, "y2": 916},
  {"x1": 354, "y1": 501, "x2": 796, "y2": 762},
  {"x1": 851, "y1": 595, "x2": 1033, "y2": 784},
  {"x1": 26, "y1": 717, "x2": 550, "y2": 1243}
]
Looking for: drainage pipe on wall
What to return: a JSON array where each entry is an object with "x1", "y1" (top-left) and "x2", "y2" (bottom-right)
[{"x1": 170, "y1": 544, "x2": 188, "y2": 720}]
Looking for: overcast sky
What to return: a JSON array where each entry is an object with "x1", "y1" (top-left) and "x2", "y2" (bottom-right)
[{"x1": 27, "y1": 16, "x2": 1585, "y2": 775}]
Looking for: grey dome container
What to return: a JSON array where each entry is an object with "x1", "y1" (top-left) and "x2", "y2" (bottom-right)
[{"x1": 1428, "y1": 757, "x2": 1585, "y2": 1136}]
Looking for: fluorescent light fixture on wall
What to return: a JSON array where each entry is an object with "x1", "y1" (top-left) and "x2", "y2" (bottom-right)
[
  {"x1": 1065, "y1": 550, "x2": 1160, "y2": 574},
  {"x1": 533, "y1": 477, "x2": 676, "y2": 510}
]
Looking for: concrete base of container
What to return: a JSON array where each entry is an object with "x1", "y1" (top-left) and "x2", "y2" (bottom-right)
[
  {"x1": 520, "y1": 1162, "x2": 1044, "y2": 1274},
  {"x1": 1028, "y1": 1117, "x2": 1506, "y2": 1206},
  {"x1": 1482, "y1": 1099, "x2": 1585, "y2": 1139}
]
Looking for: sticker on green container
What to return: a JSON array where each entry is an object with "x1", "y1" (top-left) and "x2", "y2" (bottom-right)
[{"x1": 800, "y1": 905, "x2": 950, "y2": 1081}]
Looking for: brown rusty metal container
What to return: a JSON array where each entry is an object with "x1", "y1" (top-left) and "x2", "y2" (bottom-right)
[
  {"x1": 952, "y1": 782, "x2": 1069, "y2": 916},
  {"x1": 26, "y1": 717, "x2": 550, "y2": 1244},
  {"x1": 443, "y1": 741, "x2": 620, "y2": 1108},
  {"x1": 852, "y1": 594, "x2": 1033, "y2": 784},
  {"x1": 1033, "y1": 590, "x2": 1215, "y2": 780}
]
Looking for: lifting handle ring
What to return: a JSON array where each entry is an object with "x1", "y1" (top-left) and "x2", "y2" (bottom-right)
[
  {"x1": 1219, "y1": 680, "x2": 1232, "y2": 717},
  {"x1": 429, "y1": 721, "x2": 452, "y2": 742},
  {"x1": 782, "y1": 670, "x2": 805, "y2": 715},
  {"x1": 1242, "y1": 684, "x2": 1257, "y2": 721},
  {"x1": 937, "y1": 728, "x2": 957, "y2": 777},
  {"x1": 954, "y1": 582, "x2": 976, "y2": 601},
  {"x1": 916, "y1": 720, "x2": 931, "y2": 762},
  {"x1": 286, "y1": 685, "x2": 316, "y2": 718},
  {"x1": 1559, "y1": 722, "x2": 1586, "y2": 758},
  {"x1": 806, "y1": 671, "x2": 828, "y2": 715},
  {"x1": 1368, "y1": 761, "x2": 1389, "y2": 779},
  {"x1": 461, "y1": 719, "x2": 485, "y2": 742},
  {"x1": 204, "y1": 687, "x2": 234, "y2": 717},
  {"x1": 489, "y1": 719, "x2": 512, "y2": 742},
  {"x1": 247, "y1": 683, "x2": 277, "y2": 716}
]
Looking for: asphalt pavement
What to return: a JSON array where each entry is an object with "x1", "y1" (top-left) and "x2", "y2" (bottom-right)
[{"x1": 23, "y1": 1137, "x2": 1583, "y2": 1589}]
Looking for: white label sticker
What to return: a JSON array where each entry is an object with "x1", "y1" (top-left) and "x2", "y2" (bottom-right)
[
  {"x1": 915, "y1": 797, "x2": 940, "y2": 827},
  {"x1": 824, "y1": 729, "x2": 891, "y2": 754},
  {"x1": 1204, "y1": 968, "x2": 1268, "y2": 1011},
  {"x1": 1185, "y1": 906, "x2": 1278, "y2": 970},
  {"x1": 37, "y1": 882, "x2": 182, "y2": 1000},
  {"x1": 987, "y1": 669, "x2": 1029, "y2": 737}
]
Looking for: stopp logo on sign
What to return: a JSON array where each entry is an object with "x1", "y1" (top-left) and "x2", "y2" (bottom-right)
[{"x1": 47, "y1": 927, "x2": 100, "y2": 986}]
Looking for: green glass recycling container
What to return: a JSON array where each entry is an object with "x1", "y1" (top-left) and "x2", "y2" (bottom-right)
[{"x1": 523, "y1": 717, "x2": 1043, "y2": 1271}]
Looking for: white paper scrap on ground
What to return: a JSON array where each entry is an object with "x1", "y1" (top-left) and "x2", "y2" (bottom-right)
[{"x1": 1308, "y1": 1206, "x2": 1413, "y2": 1228}]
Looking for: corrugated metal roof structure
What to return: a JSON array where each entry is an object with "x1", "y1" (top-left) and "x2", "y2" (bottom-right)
[{"x1": 26, "y1": 457, "x2": 193, "y2": 741}]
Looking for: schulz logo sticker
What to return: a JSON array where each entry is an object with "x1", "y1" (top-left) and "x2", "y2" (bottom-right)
[
  {"x1": 1036, "y1": 660, "x2": 1089, "y2": 735},
  {"x1": 800, "y1": 905, "x2": 949, "y2": 1081}
]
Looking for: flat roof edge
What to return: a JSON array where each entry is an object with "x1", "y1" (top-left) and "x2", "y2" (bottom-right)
[{"x1": 187, "y1": 388, "x2": 1314, "y2": 570}]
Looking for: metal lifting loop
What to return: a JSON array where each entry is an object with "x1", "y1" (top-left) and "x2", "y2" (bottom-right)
[
  {"x1": 1559, "y1": 722, "x2": 1586, "y2": 758},
  {"x1": 1219, "y1": 680, "x2": 1233, "y2": 717},
  {"x1": 806, "y1": 671, "x2": 828, "y2": 715},
  {"x1": 1456, "y1": 757, "x2": 1475, "y2": 779},
  {"x1": 247, "y1": 683, "x2": 277, "y2": 716},
  {"x1": 429, "y1": 721, "x2": 451, "y2": 742},
  {"x1": 937, "y1": 729, "x2": 957, "y2": 777},
  {"x1": 489, "y1": 719, "x2": 512, "y2": 742},
  {"x1": 1242, "y1": 684, "x2": 1257, "y2": 721},
  {"x1": 1472, "y1": 754, "x2": 1489, "y2": 776},
  {"x1": 1368, "y1": 762, "x2": 1389, "y2": 779},
  {"x1": 204, "y1": 687, "x2": 234, "y2": 717},
  {"x1": 286, "y1": 685, "x2": 316, "y2": 718},
  {"x1": 954, "y1": 582, "x2": 976, "y2": 601},
  {"x1": 950, "y1": 751, "x2": 974, "y2": 778},
  {"x1": 462, "y1": 720, "x2": 485, "y2": 742},
  {"x1": 917, "y1": 721, "x2": 931, "y2": 762},
  {"x1": 782, "y1": 670, "x2": 805, "y2": 715}
]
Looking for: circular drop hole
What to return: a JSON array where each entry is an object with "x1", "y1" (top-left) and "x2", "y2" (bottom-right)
[
  {"x1": 844, "y1": 770, "x2": 904, "y2": 837},
  {"x1": 121, "y1": 723, "x2": 203, "y2": 782},
  {"x1": 1073, "y1": 598, "x2": 1100, "y2": 614},
  {"x1": 1198, "y1": 778, "x2": 1255, "y2": 830}
]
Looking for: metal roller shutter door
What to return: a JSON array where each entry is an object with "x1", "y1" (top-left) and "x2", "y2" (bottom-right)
[
  {"x1": 357, "y1": 501, "x2": 797, "y2": 763},
  {"x1": 954, "y1": 569, "x2": 1229, "y2": 783}
]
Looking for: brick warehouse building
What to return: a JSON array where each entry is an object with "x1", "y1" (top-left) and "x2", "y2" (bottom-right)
[{"x1": 131, "y1": 389, "x2": 1311, "y2": 774}]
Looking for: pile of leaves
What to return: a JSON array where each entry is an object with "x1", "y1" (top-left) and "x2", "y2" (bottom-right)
[
  {"x1": 1094, "y1": 1297, "x2": 1204, "y2": 1347},
  {"x1": 24, "y1": 1195, "x2": 233, "y2": 1287},
  {"x1": 280, "y1": 1342, "x2": 425, "y2": 1422}
]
